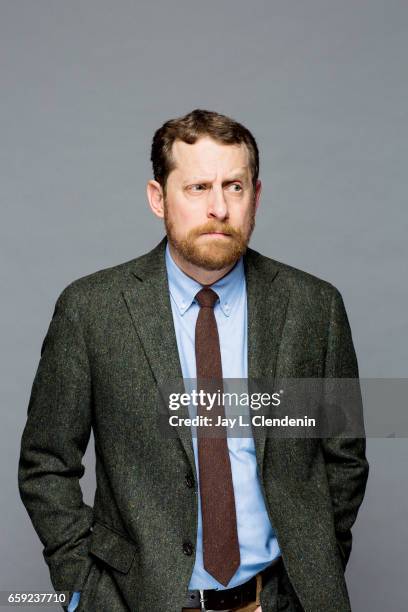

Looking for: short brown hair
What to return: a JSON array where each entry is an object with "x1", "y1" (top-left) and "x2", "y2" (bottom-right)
[{"x1": 150, "y1": 109, "x2": 259, "y2": 195}]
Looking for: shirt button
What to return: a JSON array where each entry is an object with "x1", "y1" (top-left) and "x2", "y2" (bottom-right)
[
  {"x1": 185, "y1": 473, "x2": 195, "y2": 488},
  {"x1": 182, "y1": 541, "x2": 194, "y2": 556}
]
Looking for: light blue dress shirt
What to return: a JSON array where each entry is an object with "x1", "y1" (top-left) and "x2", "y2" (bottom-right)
[
  {"x1": 165, "y1": 243, "x2": 281, "y2": 590},
  {"x1": 67, "y1": 591, "x2": 80, "y2": 612}
]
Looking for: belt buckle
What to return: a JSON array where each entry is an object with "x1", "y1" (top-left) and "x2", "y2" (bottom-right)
[
  {"x1": 199, "y1": 589, "x2": 214, "y2": 612},
  {"x1": 199, "y1": 589, "x2": 206, "y2": 611},
  {"x1": 198, "y1": 589, "x2": 230, "y2": 612}
]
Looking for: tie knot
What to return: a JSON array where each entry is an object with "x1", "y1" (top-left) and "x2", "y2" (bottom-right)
[{"x1": 195, "y1": 287, "x2": 219, "y2": 309}]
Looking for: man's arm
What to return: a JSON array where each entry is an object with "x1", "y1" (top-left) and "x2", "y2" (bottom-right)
[
  {"x1": 321, "y1": 287, "x2": 369, "y2": 568},
  {"x1": 18, "y1": 286, "x2": 94, "y2": 592}
]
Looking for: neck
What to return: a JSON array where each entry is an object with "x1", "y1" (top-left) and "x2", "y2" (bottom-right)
[{"x1": 168, "y1": 243, "x2": 236, "y2": 285}]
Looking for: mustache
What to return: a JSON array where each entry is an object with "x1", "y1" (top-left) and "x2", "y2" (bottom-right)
[{"x1": 188, "y1": 222, "x2": 243, "y2": 239}]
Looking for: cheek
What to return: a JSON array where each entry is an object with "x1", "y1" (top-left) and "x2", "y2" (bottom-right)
[
  {"x1": 229, "y1": 204, "x2": 252, "y2": 227},
  {"x1": 181, "y1": 198, "x2": 206, "y2": 221},
  {"x1": 167, "y1": 201, "x2": 203, "y2": 232},
  {"x1": 177, "y1": 208, "x2": 200, "y2": 229}
]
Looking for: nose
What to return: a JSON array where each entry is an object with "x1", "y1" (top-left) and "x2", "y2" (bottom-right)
[{"x1": 207, "y1": 186, "x2": 228, "y2": 221}]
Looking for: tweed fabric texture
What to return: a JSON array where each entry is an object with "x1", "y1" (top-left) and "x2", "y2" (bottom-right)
[{"x1": 18, "y1": 236, "x2": 369, "y2": 612}]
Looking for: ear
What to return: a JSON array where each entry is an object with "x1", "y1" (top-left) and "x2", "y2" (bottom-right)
[
  {"x1": 254, "y1": 179, "x2": 262, "y2": 212},
  {"x1": 146, "y1": 180, "x2": 165, "y2": 218}
]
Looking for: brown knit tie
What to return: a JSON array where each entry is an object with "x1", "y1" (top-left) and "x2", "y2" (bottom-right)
[{"x1": 195, "y1": 287, "x2": 240, "y2": 586}]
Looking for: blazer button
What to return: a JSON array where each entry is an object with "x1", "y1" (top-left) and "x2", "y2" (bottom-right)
[
  {"x1": 182, "y1": 541, "x2": 194, "y2": 556},
  {"x1": 185, "y1": 473, "x2": 195, "y2": 488}
]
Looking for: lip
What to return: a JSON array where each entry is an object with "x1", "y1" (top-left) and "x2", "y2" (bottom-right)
[{"x1": 201, "y1": 232, "x2": 231, "y2": 237}]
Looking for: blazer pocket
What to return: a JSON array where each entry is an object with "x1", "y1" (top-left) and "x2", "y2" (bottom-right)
[{"x1": 88, "y1": 520, "x2": 137, "y2": 574}]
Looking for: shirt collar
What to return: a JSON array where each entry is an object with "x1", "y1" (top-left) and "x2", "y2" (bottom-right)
[{"x1": 165, "y1": 242, "x2": 245, "y2": 317}]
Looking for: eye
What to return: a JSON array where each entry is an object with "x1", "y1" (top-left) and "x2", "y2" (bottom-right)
[
  {"x1": 228, "y1": 183, "x2": 243, "y2": 192},
  {"x1": 189, "y1": 184, "x2": 206, "y2": 192}
]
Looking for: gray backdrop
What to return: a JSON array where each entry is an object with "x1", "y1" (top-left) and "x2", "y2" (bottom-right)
[{"x1": 1, "y1": 1, "x2": 407, "y2": 610}]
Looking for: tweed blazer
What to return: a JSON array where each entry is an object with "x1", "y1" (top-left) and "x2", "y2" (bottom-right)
[{"x1": 18, "y1": 236, "x2": 369, "y2": 612}]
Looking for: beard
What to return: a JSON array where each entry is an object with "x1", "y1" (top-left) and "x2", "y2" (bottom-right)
[{"x1": 164, "y1": 202, "x2": 256, "y2": 271}]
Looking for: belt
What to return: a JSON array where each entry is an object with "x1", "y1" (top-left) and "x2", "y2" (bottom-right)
[{"x1": 183, "y1": 556, "x2": 283, "y2": 610}]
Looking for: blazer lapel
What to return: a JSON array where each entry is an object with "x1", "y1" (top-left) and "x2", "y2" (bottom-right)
[
  {"x1": 121, "y1": 237, "x2": 196, "y2": 472},
  {"x1": 244, "y1": 247, "x2": 290, "y2": 477}
]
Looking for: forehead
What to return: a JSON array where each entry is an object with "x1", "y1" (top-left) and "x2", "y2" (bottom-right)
[{"x1": 170, "y1": 136, "x2": 250, "y2": 179}]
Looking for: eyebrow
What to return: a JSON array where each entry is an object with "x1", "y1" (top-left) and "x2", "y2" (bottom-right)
[{"x1": 183, "y1": 171, "x2": 248, "y2": 185}]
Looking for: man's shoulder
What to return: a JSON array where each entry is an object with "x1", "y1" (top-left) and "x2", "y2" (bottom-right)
[
  {"x1": 246, "y1": 246, "x2": 339, "y2": 299},
  {"x1": 52, "y1": 248, "x2": 156, "y2": 316}
]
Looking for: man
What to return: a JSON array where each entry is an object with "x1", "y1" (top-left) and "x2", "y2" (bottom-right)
[{"x1": 18, "y1": 109, "x2": 369, "y2": 612}]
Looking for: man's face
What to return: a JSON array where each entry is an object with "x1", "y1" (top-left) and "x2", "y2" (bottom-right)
[{"x1": 162, "y1": 136, "x2": 261, "y2": 271}]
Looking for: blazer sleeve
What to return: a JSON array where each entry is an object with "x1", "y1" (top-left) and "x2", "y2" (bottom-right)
[
  {"x1": 321, "y1": 287, "x2": 370, "y2": 568},
  {"x1": 18, "y1": 286, "x2": 94, "y2": 592}
]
